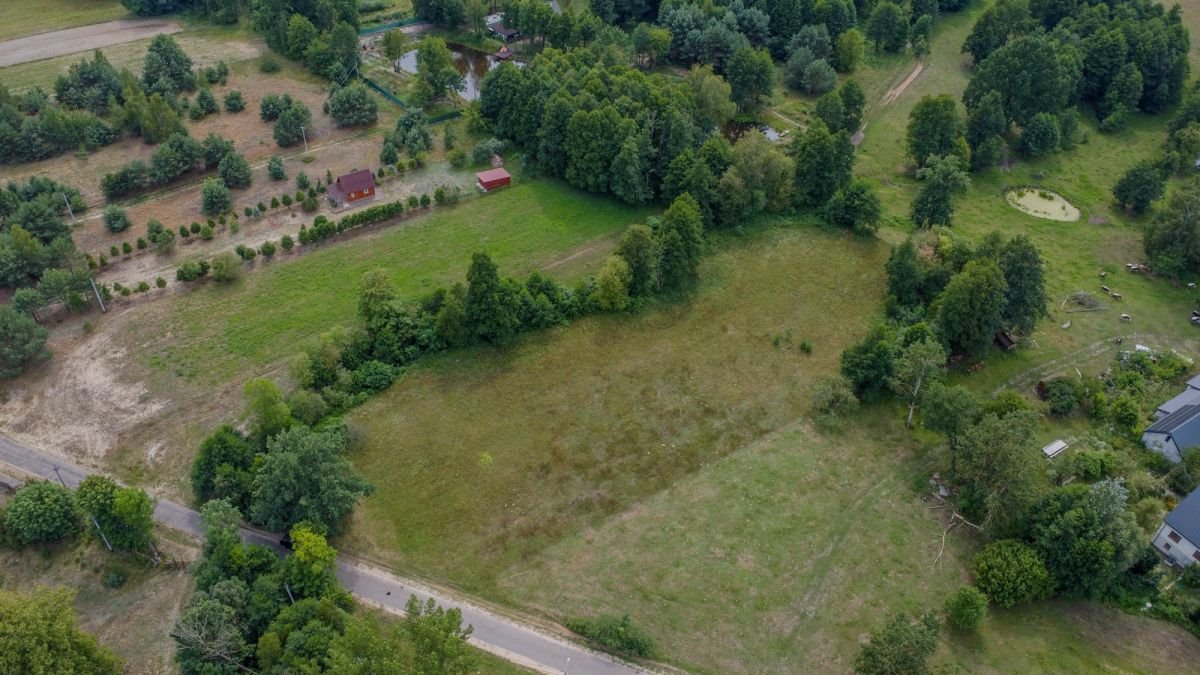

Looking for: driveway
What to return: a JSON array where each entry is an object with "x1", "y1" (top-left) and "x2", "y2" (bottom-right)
[
  {"x1": 0, "y1": 19, "x2": 181, "y2": 67},
  {"x1": 0, "y1": 432, "x2": 644, "y2": 675}
]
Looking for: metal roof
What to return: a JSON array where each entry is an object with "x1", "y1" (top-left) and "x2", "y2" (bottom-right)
[
  {"x1": 336, "y1": 169, "x2": 375, "y2": 193},
  {"x1": 1158, "y1": 388, "x2": 1200, "y2": 416},
  {"x1": 1146, "y1": 405, "x2": 1200, "y2": 452},
  {"x1": 1166, "y1": 488, "x2": 1200, "y2": 546}
]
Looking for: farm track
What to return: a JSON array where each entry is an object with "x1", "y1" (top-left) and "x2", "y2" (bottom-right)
[{"x1": 0, "y1": 19, "x2": 180, "y2": 68}]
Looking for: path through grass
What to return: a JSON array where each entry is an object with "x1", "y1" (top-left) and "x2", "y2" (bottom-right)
[{"x1": 0, "y1": 0, "x2": 127, "y2": 42}]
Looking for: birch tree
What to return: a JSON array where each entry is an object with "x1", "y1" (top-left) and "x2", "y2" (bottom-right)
[{"x1": 889, "y1": 337, "x2": 947, "y2": 428}]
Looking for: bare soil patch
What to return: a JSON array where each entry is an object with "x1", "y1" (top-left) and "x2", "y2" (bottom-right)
[
  {"x1": 0, "y1": 18, "x2": 179, "y2": 67},
  {"x1": 881, "y1": 61, "x2": 925, "y2": 106}
]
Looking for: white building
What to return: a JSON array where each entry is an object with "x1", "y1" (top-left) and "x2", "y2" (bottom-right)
[{"x1": 1153, "y1": 489, "x2": 1200, "y2": 567}]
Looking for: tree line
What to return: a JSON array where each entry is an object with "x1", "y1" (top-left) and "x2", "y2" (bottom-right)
[
  {"x1": 959, "y1": 0, "x2": 1188, "y2": 171},
  {"x1": 172, "y1": 498, "x2": 479, "y2": 674}
]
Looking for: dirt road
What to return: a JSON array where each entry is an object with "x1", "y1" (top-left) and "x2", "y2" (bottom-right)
[{"x1": 0, "y1": 19, "x2": 181, "y2": 67}]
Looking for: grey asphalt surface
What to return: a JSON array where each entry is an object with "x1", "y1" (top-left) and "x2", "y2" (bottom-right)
[
  {"x1": 0, "y1": 432, "x2": 644, "y2": 675},
  {"x1": 0, "y1": 19, "x2": 182, "y2": 68}
]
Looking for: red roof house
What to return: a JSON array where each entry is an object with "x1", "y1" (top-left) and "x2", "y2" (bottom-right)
[
  {"x1": 475, "y1": 167, "x2": 511, "y2": 192},
  {"x1": 328, "y1": 169, "x2": 377, "y2": 207}
]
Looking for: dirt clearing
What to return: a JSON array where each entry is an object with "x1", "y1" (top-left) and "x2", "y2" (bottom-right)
[{"x1": 0, "y1": 18, "x2": 180, "y2": 67}]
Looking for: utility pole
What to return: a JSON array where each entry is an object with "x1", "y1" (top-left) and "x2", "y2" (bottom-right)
[
  {"x1": 284, "y1": 583, "x2": 296, "y2": 604},
  {"x1": 56, "y1": 464, "x2": 113, "y2": 552},
  {"x1": 90, "y1": 277, "x2": 106, "y2": 313},
  {"x1": 61, "y1": 193, "x2": 76, "y2": 224},
  {"x1": 300, "y1": 126, "x2": 309, "y2": 154}
]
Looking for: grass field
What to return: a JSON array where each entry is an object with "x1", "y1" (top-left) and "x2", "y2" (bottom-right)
[
  {"x1": 132, "y1": 180, "x2": 650, "y2": 385},
  {"x1": 344, "y1": 223, "x2": 889, "y2": 596},
  {"x1": 0, "y1": 0, "x2": 128, "y2": 42},
  {"x1": 500, "y1": 419, "x2": 1200, "y2": 673},
  {"x1": 336, "y1": 3, "x2": 1200, "y2": 673},
  {"x1": 0, "y1": 21, "x2": 260, "y2": 92}
]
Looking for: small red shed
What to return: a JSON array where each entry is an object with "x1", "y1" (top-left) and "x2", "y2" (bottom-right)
[
  {"x1": 328, "y1": 169, "x2": 377, "y2": 207},
  {"x1": 476, "y1": 167, "x2": 511, "y2": 192}
]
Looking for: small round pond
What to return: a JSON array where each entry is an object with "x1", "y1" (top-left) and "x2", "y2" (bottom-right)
[{"x1": 1005, "y1": 187, "x2": 1081, "y2": 222}]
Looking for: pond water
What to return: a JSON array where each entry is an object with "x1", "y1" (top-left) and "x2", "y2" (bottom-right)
[
  {"x1": 722, "y1": 121, "x2": 788, "y2": 143},
  {"x1": 1004, "y1": 188, "x2": 1081, "y2": 222},
  {"x1": 394, "y1": 44, "x2": 507, "y2": 101}
]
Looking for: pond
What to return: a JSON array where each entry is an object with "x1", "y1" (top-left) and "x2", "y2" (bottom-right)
[
  {"x1": 722, "y1": 121, "x2": 789, "y2": 143},
  {"x1": 1005, "y1": 187, "x2": 1081, "y2": 222},
  {"x1": 394, "y1": 44, "x2": 509, "y2": 102}
]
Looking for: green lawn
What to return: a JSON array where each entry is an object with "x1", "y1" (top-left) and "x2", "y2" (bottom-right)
[
  {"x1": 130, "y1": 180, "x2": 651, "y2": 385},
  {"x1": 0, "y1": 0, "x2": 128, "y2": 42}
]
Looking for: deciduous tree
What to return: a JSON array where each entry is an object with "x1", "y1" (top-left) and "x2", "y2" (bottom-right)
[
  {"x1": 0, "y1": 587, "x2": 122, "y2": 674},
  {"x1": 911, "y1": 155, "x2": 970, "y2": 227},
  {"x1": 4, "y1": 481, "x2": 77, "y2": 544},
  {"x1": 249, "y1": 426, "x2": 373, "y2": 533}
]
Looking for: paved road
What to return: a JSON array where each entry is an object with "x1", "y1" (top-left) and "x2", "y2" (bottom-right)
[
  {"x1": 0, "y1": 432, "x2": 643, "y2": 675},
  {"x1": 0, "y1": 19, "x2": 182, "y2": 68}
]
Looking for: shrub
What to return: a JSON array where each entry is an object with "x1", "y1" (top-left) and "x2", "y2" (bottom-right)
[
  {"x1": 1043, "y1": 378, "x2": 1081, "y2": 416},
  {"x1": 407, "y1": 195, "x2": 420, "y2": 209},
  {"x1": 260, "y1": 240, "x2": 276, "y2": 257},
  {"x1": 223, "y1": 90, "x2": 245, "y2": 113},
  {"x1": 855, "y1": 612, "x2": 940, "y2": 675},
  {"x1": 448, "y1": 148, "x2": 468, "y2": 168},
  {"x1": 122, "y1": 242, "x2": 133, "y2": 255},
  {"x1": 1071, "y1": 449, "x2": 1117, "y2": 481},
  {"x1": 268, "y1": 156, "x2": 286, "y2": 181},
  {"x1": 109, "y1": 246, "x2": 119, "y2": 257},
  {"x1": 103, "y1": 568, "x2": 127, "y2": 588},
  {"x1": 260, "y1": 54, "x2": 281, "y2": 72},
  {"x1": 136, "y1": 281, "x2": 150, "y2": 293},
  {"x1": 281, "y1": 234, "x2": 295, "y2": 251},
  {"x1": 175, "y1": 261, "x2": 205, "y2": 281},
  {"x1": 434, "y1": 186, "x2": 447, "y2": 204},
  {"x1": 4, "y1": 481, "x2": 77, "y2": 544},
  {"x1": 973, "y1": 540, "x2": 1051, "y2": 608},
  {"x1": 102, "y1": 206, "x2": 131, "y2": 233},
  {"x1": 944, "y1": 586, "x2": 988, "y2": 631},
  {"x1": 156, "y1": 277, "x2": 167, "y2": 289},
  {"x1": 200, "y1": 224, "x2": 214, "y2": 240},
  {"x1": 287, "y1": 389, "x2": 329, "y2": 425},
  {"x1": 281, "y1": 193, "x2": 293, "y2": 207},
  {"x1": 136, "y1": 238, "x2": 147, "y2": 250},
  {"x1": 353, "y1": 360, "x2": 399, "y2": 392},
  {"x1": 210, "y1": 253, "x2": 242, "y2": 282},
  {"x1": 566, "y1": 615, "x2": 656, "y2": 658},
  {"x1": 301, "y1": 195, "x2": 318, "y2": 212},
  {"x1": 419, "y1": 193, "x2": 431, "y2": 208},
  {"x1": 296, "y1": 172, "x2": 310, "y2": 190},
  {"x1": 810, "y1": 375, "x2": 859, "y2": 429},
  {"x1": 179, "y1": 225, "x2": 190, "y2": 238},
  {"x1": 472, "y1": 137, "x2": 505, "y2": 165}
]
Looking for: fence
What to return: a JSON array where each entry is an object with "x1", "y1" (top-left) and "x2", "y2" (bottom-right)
[
  {"x1": 361, "y1": 76, "x2": 408, "y2": 110},
  {"x1": 358, "y1": 18, "x2": 426, "y2": 36}
]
